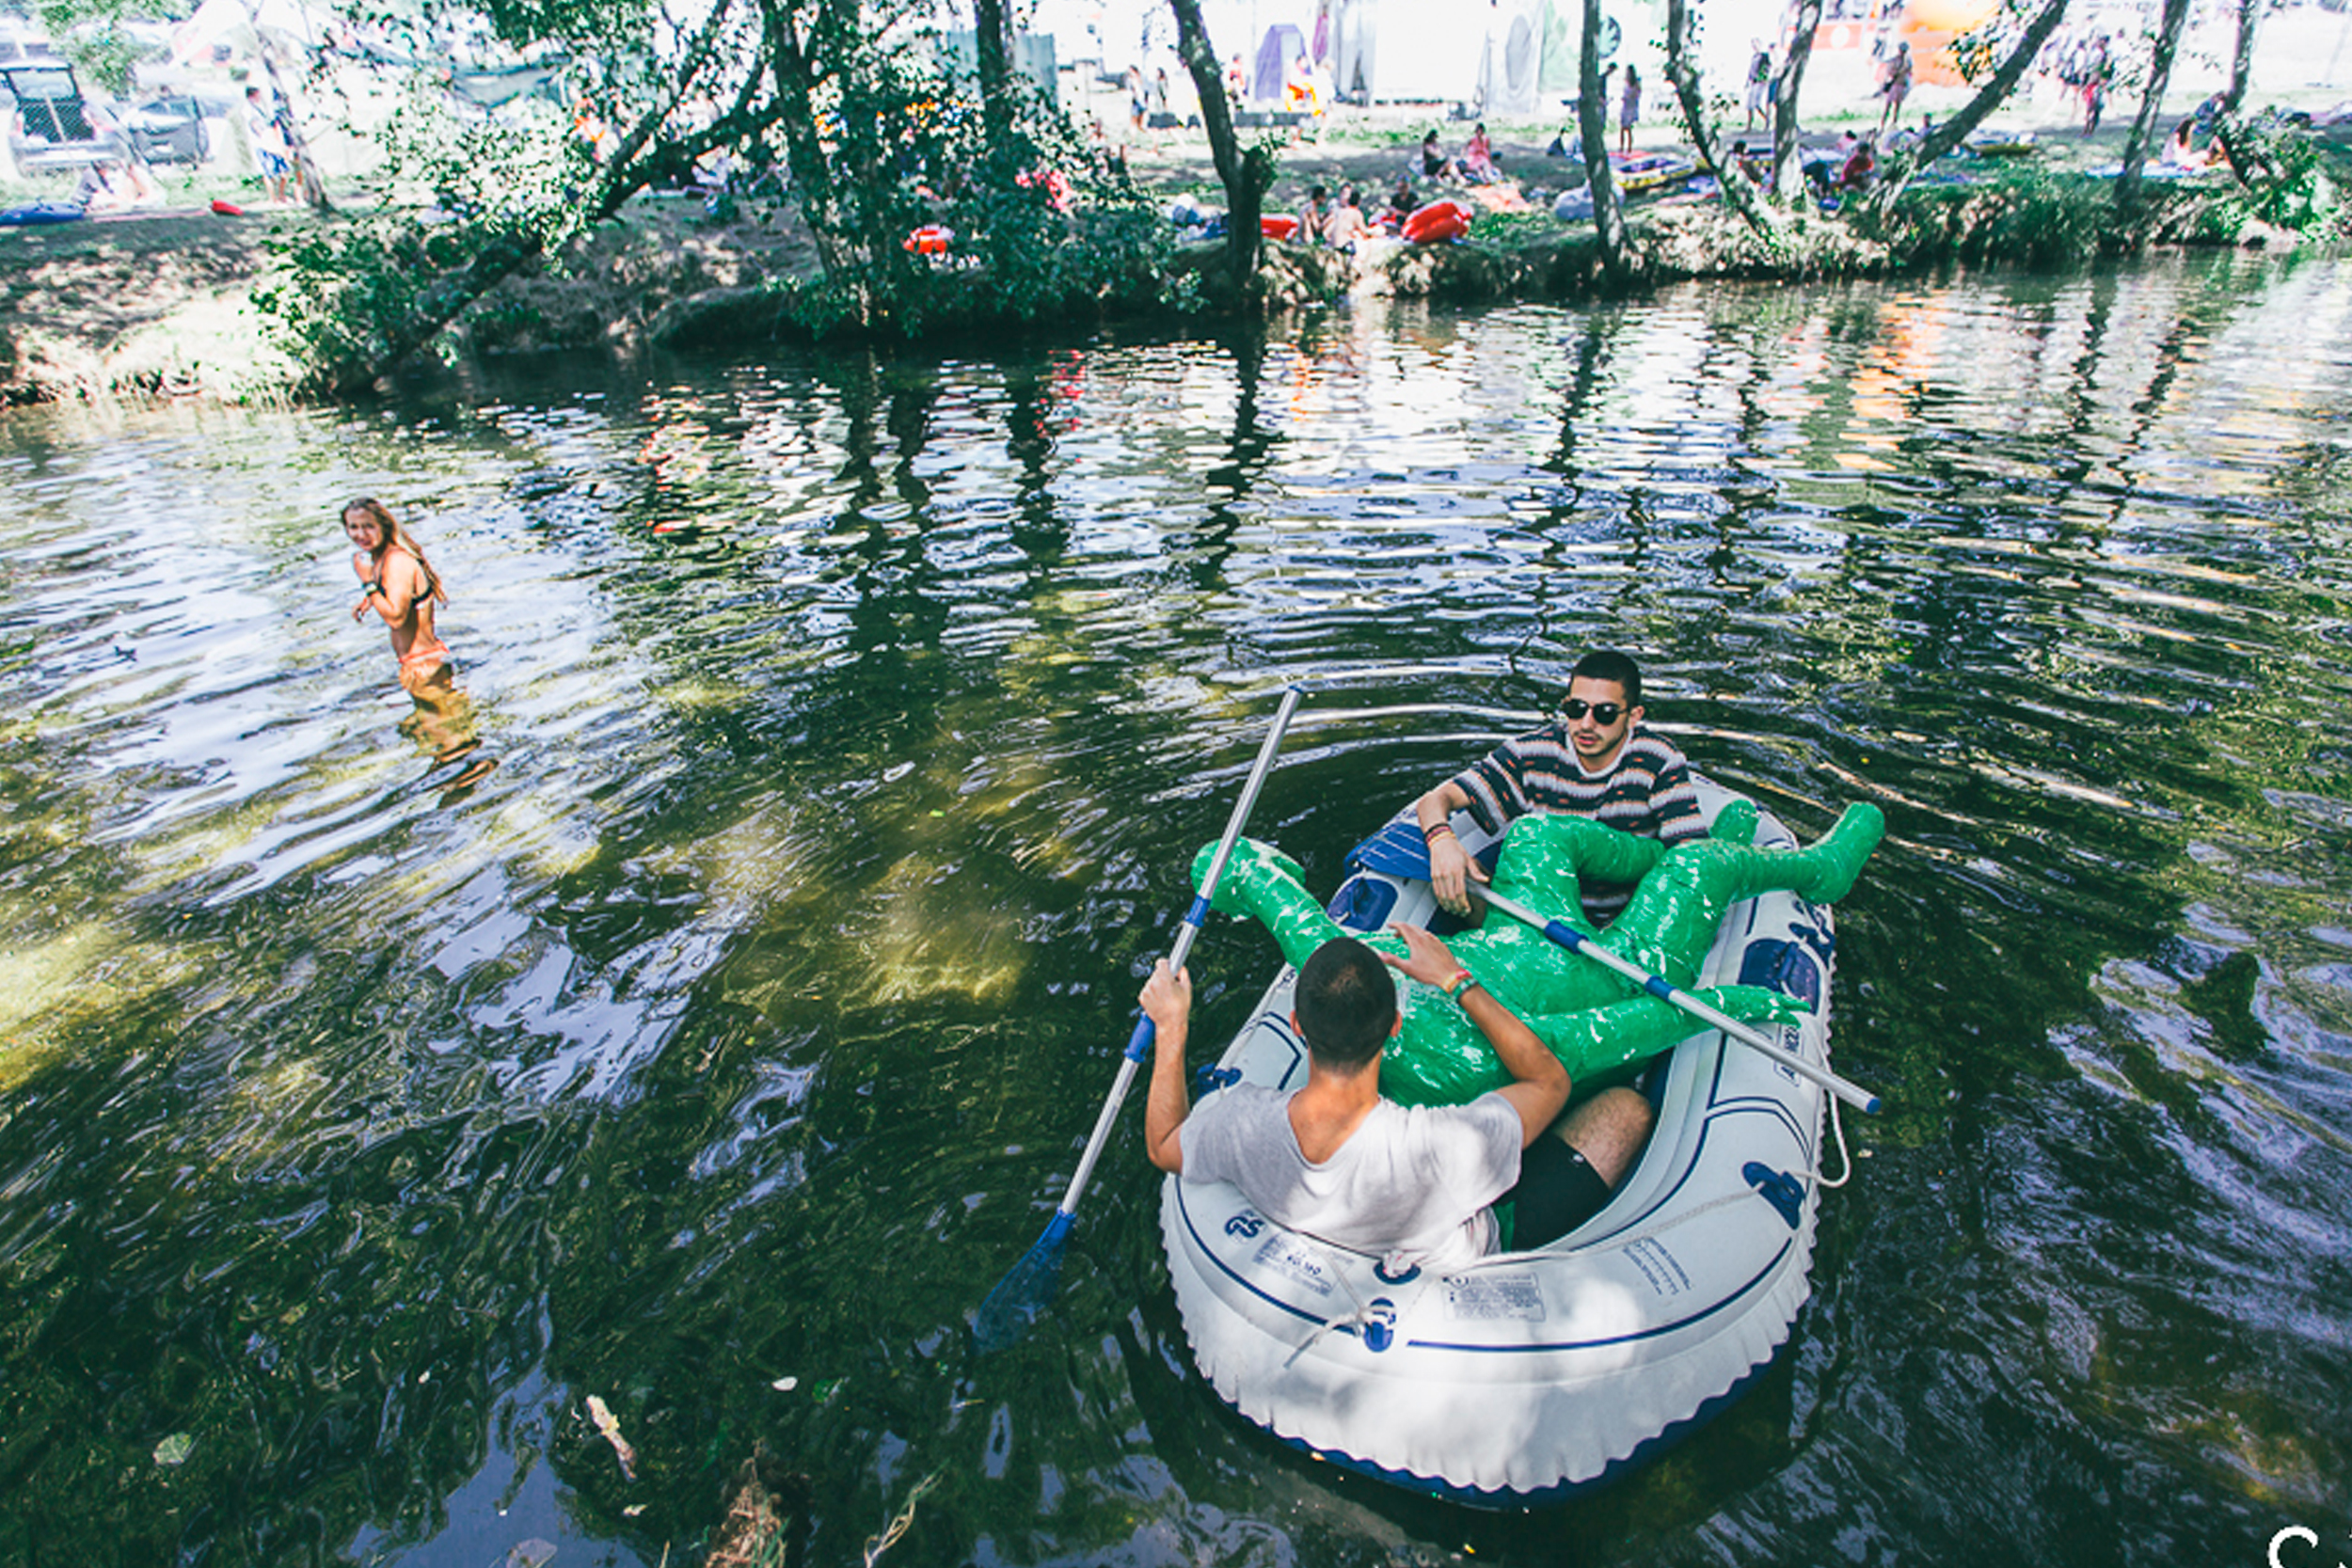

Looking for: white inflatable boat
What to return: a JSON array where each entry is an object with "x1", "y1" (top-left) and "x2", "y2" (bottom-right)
[{"x1": 1160, "y1": 779, "x2": 1855, "y2": 1505}]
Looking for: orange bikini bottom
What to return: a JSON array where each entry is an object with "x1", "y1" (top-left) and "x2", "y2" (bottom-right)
[{"x1": 399, "y1": 638, "x2": 452, "y2": 677}]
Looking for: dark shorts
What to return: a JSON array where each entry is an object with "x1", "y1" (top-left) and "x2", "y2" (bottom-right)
[{"x1": 1505, "y1": 1136, "x2": 1613, "y2": 1249}]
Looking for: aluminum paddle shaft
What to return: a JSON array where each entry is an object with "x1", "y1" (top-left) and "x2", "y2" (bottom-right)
[
  {"x1": 1055, "y1": 686, "x2": 1305, "y2": 1214},
  {"x1": 975, "y1": 687, "x2": 1306, "y2": 1352},
  {"x1": 1470, "y1": 883, "x2": 1883, "y2": 1115}
]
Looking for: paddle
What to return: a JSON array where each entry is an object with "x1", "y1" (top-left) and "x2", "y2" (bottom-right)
[
  {"x1": 974, "y1": 685, "x2": 1307, "y2": 1353},
  {"x1": 1466, "y1": 881, "x2": 1883, "y2": 1115},
  {"x1": 1343, "y1": 825, "x2": 1881, "y2": 1114}
]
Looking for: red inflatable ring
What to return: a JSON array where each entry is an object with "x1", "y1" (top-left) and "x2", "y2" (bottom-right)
[
  {"x1": 1260, "y1": 214, "x2": 1301, "y2": 241},
  {"x1": 1402, "y1": 199, "x2": 1471, "y2": 245},
  {"x1": 904, "y1": 225, "x2": 952, "y2": 255}
]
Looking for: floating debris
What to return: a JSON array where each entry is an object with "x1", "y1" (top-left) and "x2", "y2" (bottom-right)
[
  {"x1": 584, "y1": 1395, "x2": 638, "y2": 1481},
  {"x1": 153, "y1": 1433, "x2": 194, "y2": 1466},
  {"x1": 501, "y1": 1541, "x2": 556, "y2": 1568},
  {"x1": 862, "y1": 1472, "x2": 938, "y2": 1568},
  {"x1": 769, "y1": 1377, "x2": 798, "y2": 1392},
  {"x1": 706, "y1": 1449, "x2": 805, "y2": 1568}
]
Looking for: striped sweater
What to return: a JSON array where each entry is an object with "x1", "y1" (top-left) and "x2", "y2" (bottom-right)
[{"x1": 1449, "y1": 722, "x2": 1705, "y2": 921}]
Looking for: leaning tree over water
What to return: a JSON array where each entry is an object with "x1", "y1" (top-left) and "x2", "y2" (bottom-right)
[
  {"x1": 1576, "y1": 0, "x2": 1637, "y2": 277},
  {"x1": 1863, "y1": 0, "x2": 2073, "y2": 213},
  {"x1": 2115, "y1": 0, "x2": 2194, "y2": 214},
  {"x1": 1661, "y1": 0, "x2": 1781, "y2": 238}
]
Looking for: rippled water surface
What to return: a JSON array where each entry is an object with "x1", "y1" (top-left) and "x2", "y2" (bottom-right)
[{"x1": 3, "y1": 252, "x2": 2349, "y2": 1567}]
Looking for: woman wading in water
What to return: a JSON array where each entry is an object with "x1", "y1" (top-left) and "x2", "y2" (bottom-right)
[{"x1": 342, "y1": 498, "x2": 494, "y2": 792}]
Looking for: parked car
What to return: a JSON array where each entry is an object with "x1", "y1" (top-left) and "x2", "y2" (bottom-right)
[
  {"x1": 123, "y1": 92, "x2": 209, "y2": 165},
  {"x1": 4, "y1": 62, "x2": 126, "y2": 174}
]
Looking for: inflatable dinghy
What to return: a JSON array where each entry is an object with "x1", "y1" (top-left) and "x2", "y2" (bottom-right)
[{"x1": 1161, "y1": 778, "x2": 1856, "y2": 1504}]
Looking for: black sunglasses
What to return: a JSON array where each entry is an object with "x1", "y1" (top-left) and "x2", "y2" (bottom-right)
[{"x1": 1560, "y1": 699, "x2": 1625, "y2": 725}]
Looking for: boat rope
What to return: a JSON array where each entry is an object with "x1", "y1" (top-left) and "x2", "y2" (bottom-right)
[
  {"x1": 1279, "y1": 1235, "x2": 1442, "y2": 1370},
  {"x1": 1275, "y1": 1048, "x2": 1861, "y2": 1355},
  {"x1": 1815, "y1": 1086, "x2": 1853, "y2": 1189}
]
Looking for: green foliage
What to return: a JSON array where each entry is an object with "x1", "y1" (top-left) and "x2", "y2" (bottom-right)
[
  {"x1": 1867, "y1": 166, "x2": 2112, "y2": 268},
  {"x1": 2208, "y1": 110, "x2": 2337, "y2": 234},
  {"x1": 252, "y1": 86, "x2": 585, "y2": 386},
  {"x1": 1471, "y1": 210, "x2": 1568, "y2": 247},
  {"x1": 1156, "y1": 268, "x2": 1207, "y2": 314},
  {"x1": 254, "y1": 213, "x2": 519, "y2": 383},
  {"x1": 769, "y1": 46, "x2": 1168, "y2": 335}
]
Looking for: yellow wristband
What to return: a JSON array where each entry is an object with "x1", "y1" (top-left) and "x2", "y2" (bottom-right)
[{"x1": 1444, "y1": 970, "x2": 1480, "y2": 1002}]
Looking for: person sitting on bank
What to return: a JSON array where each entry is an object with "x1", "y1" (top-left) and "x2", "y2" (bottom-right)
[
  {"x1": 1420, "y1": 129, "x2": 1459, "y2": 183},
  {"x1": 1376, "y1": 174, "x2": 1419, "y2": 230},
  {"x1": 1297, "y1": 182, "x2": 1332, "y2": 245},
  {"x1": 1324, "y1": 185, "x2": 1368, "y2": 252},
  {"x1": 1143, "y1": 931, "x2": 1654, "y2": 1267},
  {"x1": 1461, "y1": 121, "x2": 1501, "y2": 184},
  {"x1": 1838, "y1": 132, "x2": 1878, "y2": 192},
  {"x1": 1415, "y1": 649, "x2": 1704, "y2": 924},
  {"x1": 2162, "y1": 117, "x2": 2212, "y2": 170}
]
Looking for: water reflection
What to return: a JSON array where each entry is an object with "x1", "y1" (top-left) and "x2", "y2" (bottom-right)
[{"x1": 0, "y1": 253, "x2": 2347, "y2": 1566}]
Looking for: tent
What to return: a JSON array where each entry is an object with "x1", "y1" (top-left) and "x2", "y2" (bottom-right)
[
  {"x1": 1251, "y1": 23, "x2": 1304, "y2": 102},
  {"x1": 1331, "y1": 0, "x2": 1481, "y2": 104}
]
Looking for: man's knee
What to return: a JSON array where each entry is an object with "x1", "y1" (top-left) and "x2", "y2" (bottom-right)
[{"x1": 1551, "y1": 1085, "x2": 1654, "y2": 1188}]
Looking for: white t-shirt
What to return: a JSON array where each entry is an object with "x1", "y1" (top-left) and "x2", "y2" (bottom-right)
[{"x1": 1180, "y1": 1085, "x2": 1522, "y2": 1269}]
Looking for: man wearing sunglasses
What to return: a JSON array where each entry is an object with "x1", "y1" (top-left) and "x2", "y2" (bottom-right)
[{"x1": 1414, "y1": 650, "x2": 1705, "y2": 923}]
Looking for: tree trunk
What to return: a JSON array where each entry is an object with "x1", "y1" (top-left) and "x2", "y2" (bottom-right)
[
  {"x1": 2115, "y1": 0, "x2": 2191, "y2": 216},
  {"x1": 1769, "y1": 0, "x2": 1822, "y2": 201},
  {"x1": 1865, "y1": 0, "x2": 2071, "y2": 213},
  {"x1": 973, "y1": 0, "x2": 1014, "y2": 151},
  {"x1": 1664, "y1": 0, "x2": 1780, "y2": 238},
  {"x1": 2225, "y1": 0, "x2": 2259, "y2": 111},
  {"x1": 238, "y1": 3, "x2": 332, "y2": 214},
  {"x1": 760, "y1": 0, "x2": 872, "y2": 299},
  {"x1": 1578, "y1": 0, "x2": 1633, "y2": 277},
  {"x1": 1169, "y1": 0, "x2": 1271, "y2": 292}
]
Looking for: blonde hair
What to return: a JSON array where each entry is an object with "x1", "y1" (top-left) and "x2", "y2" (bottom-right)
[{"x1": 343, "y1": 497, "x2": 447, "y2": 605}]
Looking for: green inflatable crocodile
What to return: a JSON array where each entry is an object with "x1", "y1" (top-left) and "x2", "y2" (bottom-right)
[{"x1": 1194, "y1": 799, "x2": 1885, "y2": 1107}]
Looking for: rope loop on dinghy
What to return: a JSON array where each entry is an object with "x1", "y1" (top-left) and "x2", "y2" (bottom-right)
[
  {"x1": 1272, "y1": 1082, "x2": 1858, "y2": 1360},
  {"x1": 1279, "y1": 1235, "x2": 1441, "y2": 1369}
]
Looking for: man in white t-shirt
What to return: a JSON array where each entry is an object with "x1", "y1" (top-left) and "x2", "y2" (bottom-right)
[{"x1": 1142, "y1": 928, "x2": 1652, "y2": 1266}]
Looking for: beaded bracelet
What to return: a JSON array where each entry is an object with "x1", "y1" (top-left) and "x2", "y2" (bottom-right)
[{"x1": 1421, "y1": 821, "x2": 1456, "y2": 844}]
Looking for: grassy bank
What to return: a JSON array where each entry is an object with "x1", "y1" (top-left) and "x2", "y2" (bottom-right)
[{"x1": 3, "y1": 123, "x2": 2344, "y2": 408}]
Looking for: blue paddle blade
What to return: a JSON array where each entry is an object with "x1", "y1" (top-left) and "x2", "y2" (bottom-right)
[{"x1": 973, "y1": 1212, "x2": 1073, "y2": 1353}]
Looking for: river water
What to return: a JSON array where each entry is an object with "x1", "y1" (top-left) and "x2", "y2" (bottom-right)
[{"x1": 2, "y1": 252, "x2": 2348, "y2": 1567}]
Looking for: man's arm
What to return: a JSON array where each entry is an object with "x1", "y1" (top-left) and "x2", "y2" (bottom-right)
[
  {"x1": 1140, "y1": 959, "x2": 1193, "y2": 1174},
  {"x1": 1380, "y1": 925, "x2": 1569, "y2": 1147},
  {"x1": 1414, "y1": 777, "x2": 1488, "y2": 916}
]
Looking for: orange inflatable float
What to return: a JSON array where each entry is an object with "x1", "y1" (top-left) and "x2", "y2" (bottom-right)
[
  {"x1": 1261, "y1": 214, "x2": 1301, "y2": 241},
  {"x1": 1402, "y1": 199, "x2": 1471, "y2": 245},
  {"x1": 903, "y1": 225, "x2": 952, "y2": 255}
]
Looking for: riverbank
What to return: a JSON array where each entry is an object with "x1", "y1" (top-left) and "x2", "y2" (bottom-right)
[{"x1": 2, "y1": 110, "x2": 2344, "y2": 408}]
